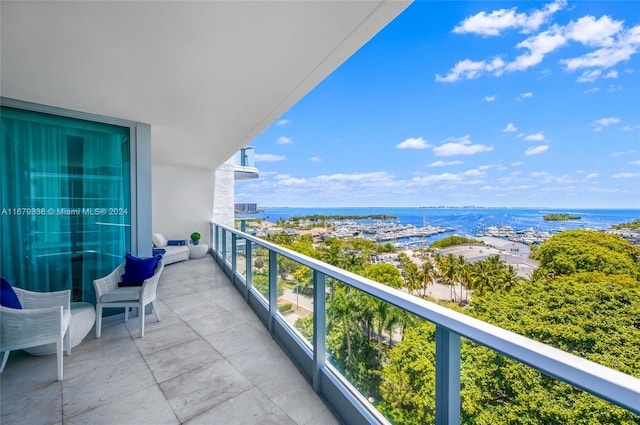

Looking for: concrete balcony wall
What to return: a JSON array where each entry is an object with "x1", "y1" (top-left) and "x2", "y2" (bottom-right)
[{"x1": 152, "y1": 163, "x2": 214, "y2": 243}]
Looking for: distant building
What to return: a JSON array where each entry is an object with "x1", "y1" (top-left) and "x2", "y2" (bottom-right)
[{"x1": 235, "y1": 202, "x2": 258, "y2": 213}]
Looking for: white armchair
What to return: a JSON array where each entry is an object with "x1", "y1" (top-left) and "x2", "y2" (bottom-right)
[
  {"x1": 94, "y1": 259, "x2": 164, "y2": 338},
  {"x1": 0, "y1": 288, "x2": 71, "y2": 381}
]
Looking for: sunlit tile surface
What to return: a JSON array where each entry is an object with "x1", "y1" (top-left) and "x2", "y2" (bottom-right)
[{"x1": 0, "y1": 256, "x2": 340, "y2": 425}]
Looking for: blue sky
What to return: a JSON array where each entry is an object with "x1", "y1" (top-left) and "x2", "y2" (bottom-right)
[{"x1": 236, "y1": 1, "x2": 640, "y2": 209}]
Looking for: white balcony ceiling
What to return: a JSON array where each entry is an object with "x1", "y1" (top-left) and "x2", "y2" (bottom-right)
[{"x1": 1, "y1": 1, "x2": 410, "y2": 170}]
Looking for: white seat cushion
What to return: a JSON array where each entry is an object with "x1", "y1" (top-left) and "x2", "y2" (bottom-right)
[
  {"x1": 152, "y1": 233, "x2": 168, "y2": 248},
  {"x1": 99, "y1": 287, "x2": 141, "y2": 303}
]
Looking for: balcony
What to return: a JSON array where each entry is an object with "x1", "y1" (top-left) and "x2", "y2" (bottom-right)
[
  {"x1": 0, "y1": 256, "x2": 339, "y2": 425},
  {"x1": 233, "y1": 147, "x2": 259, "y2": 180},
  {"x1": 210, "y1": 222, "x2": 640, "y2": 424},
  {"x1": 2, "y1": 224, "x2": 639, "y2": 425}
]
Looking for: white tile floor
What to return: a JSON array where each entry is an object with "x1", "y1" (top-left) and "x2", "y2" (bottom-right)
[{"x1": 0, "y1": 256, "x2": 341, "y2": 425}]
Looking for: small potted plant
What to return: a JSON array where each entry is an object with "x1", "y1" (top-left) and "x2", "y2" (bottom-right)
[{"x1": 190, "y1": 232, "x2": 201, "y2": 245}]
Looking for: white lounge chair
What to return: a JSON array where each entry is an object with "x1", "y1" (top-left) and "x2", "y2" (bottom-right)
[
  {"x1": 0, "y1": 288, "x2": 71, "y2": 381},
  {"x1": 94, "y1": 259, "x2": 164, "y2": 338}
]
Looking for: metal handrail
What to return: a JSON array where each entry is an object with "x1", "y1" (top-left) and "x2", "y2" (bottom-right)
[{"x1": 212, "y1": 222, "x2": 640, "y2": 419}]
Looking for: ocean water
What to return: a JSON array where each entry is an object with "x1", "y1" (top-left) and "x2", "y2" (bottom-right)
[{"x1": 238, "y1": 207, "x2": 640, "y2": 244}]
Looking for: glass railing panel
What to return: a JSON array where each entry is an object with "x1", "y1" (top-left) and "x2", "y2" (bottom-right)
[
  {"x1": 215, "y1": 226, "x2": 223, "y2": 256},
  {"x1": 320, "y1": 279, "x2": 425, "y2": 416},
  {"x1": 277, "y1": 257, "x2": 314, "y2": 345},
  {"x1": 234, "y1": 235, "x2": 247, "y2": 282},
  {"x1": 224, "y1": 232, "x2": 232, "y2": 264},
  {"x1": 375, "y1": 317, "x2": 437, "y2": 424},
  {"x1": 251, "y1": 245, "x2": 270, "y2": 301},
  {"x1": 457, "y1": 336, "x2": 640, "y2": 424}
]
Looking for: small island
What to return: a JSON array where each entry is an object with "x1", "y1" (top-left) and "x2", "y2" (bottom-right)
[
  {"x1": 543, "y1": 213, "x2": 581, "y2": 221},
  {"x1": 610, "y1": 219, "x2": 640, "y2": 229}
]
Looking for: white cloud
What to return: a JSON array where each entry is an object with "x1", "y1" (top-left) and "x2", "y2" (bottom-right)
[
  {"x1": 411, "y1": 173, "x2": 462, "y2": 184},
  {"x1": 276, "y1": 136, "x2": 293, "y2": 144},
  {"x1": 436, "y1": 57, "x2": 504, "y2": 82},
  {"x1": 604, "y1": 70, "x2": 619, "y2": 79},
  {"x1": 613, "y1": 172, "x2": 640, "y2": 178},
  {"x1": 396, "y1": 137, "x2": 431, "y2": 149},
  {"x1": 484, "y1": 95, "x2": 497, "y2": 102},
  {"x1": 594, "y1": 117, "x2": 620, "y2": 126},
  {"x1": 506, "y1": 26, "x2": 567, "y2": 72},
  {"x1": 315, "y1": 172, "x2": 392, "y2": 183},
  {"x1": 524, "y1": 132, "x2": 545, "y2": 141},
  {"x1": 612, "y1": 150, "x2": 635, "y2": 156},
  {"x1": 427, "y1": 160, "x2": 463, "y2": 167},
  {"x1": 512, "y1": 161, "x2": 523, "y2": 166},
  {"x1": 562, "y1": 24, "x2": 640, "y2": 71},
  {"x1": 255, "y1": 153, "x2": 286, "y2": 162},
  {"x1": 276, "y1": 119, "x2": 290, "y2": 126},
  {"x1": 629, "y1": 160, "x2": 640, "y2": 165},
  {"x1": 584, "y1": 173, "x2": 599, "y2": 179},
  {"x1": 607, "y1": 84, "x2": 622, "y2": 93},
  {"x1": 622, "y1": 125, "x2": 640, "y2": 131},
  {"x1": 452, "y1": 0, "x2": 566, "y2": 36},
  {"x1": 433, "y1": 136, "x2": 493, "y2": 156},
  {"x1": 578, "y1": 69, "x2": 617, "y2": 83},
  {"x1": 584, "y1": 87, "x2": 600, "y2": 94},
  {"x1": 565, "y1": 15, "x2": 623, "y2": 47},
  {"x1": 592, "y1": 117, "x2": 620, "y2": 131},
  {"x1": 503, "y1": 123, "x2": 517, "y2": 132},
  {"x1": 463, "y1": 168, "x2": 486, "y2": 177},
  {"x1": 274, "y1": 174, "x2": 306, "y2": 186},
  {"x1": 517, "y1": 92, "x2": 534, "y2": 100},
  {"x1": 525, "y1": 145, "x2": 549, "y2": 155},
  {"x1": 310, "y1": 156, "x2": 322, "y2": 163},
  {"x1": 577, "y1": 69, "x2": 602, "y2": 83},
  {"x1": 440, "y1": 9, "x2": 640, "y2": 83},
  {"x1": 531, "y1": 171, "x2": 549, "y2": 177}
]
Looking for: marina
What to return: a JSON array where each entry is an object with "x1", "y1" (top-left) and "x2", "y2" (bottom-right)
[{"x1": 242, "y1": 207, "x2": 640, "y2": 248}]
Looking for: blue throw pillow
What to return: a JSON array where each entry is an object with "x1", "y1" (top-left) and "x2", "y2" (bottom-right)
[
  {"x1": 167, "y1": 240, "x2": 185, "y2": 246},
  {"x1": 119, "y1": 253, "x2": 161, "y2": 287},
  {"x1": 1, "y1": 277, "x2": 22, "y2": 309},
  {"x1": 152, "y1": 248, "x2": 166, "y2": 256}
]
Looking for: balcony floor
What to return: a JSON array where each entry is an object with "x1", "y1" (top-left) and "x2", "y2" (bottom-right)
[{"x1": 0, "y1": 256, "x2": 340, "y2": 425}]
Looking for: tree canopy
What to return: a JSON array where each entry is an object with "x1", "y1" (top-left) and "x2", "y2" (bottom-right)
[
  {"x1": 531, "y1": 230, "x2": 640, "y2": 280},
  {"x1": 378, "y1": 273, "x2": 640, "y2": 424}
]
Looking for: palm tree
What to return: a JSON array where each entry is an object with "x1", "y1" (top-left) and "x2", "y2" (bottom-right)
[
  {"x1": 471, "y1": 260, "x2": 494, "y2": 297},
  {"x1": 322, "y1": 244, "x2": 345, "y2": 268},
  {"x1": 328, "y1": 285, "x2": 359, "y2": 360},
  {"x1": 441, "y1": 253, "x2": 459, "y2": 301},
  {"x1": 419, "y1": 259, "x2": 438, "y2": 297},
  {"x1": 499, "y1": 264, "x2": 521, "y2": 292},
  {"x1": 458, "y1": 263, "x2": 474, "y2": 303},
  {"x1": 403, "y1": 261, "x2": 422, "y2": 296},
  {"x1": 344, "y1": 253, "x2": 365, "y2": 274}
]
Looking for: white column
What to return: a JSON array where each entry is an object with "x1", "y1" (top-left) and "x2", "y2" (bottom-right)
[{"x1": 213, "y1": 158, "x2": 235, "y2": 228}]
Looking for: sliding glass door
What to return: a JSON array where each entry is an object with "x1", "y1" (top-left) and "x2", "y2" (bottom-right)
[{"x1": 1, "y1": 107, "x2": 131, "y2": 303}]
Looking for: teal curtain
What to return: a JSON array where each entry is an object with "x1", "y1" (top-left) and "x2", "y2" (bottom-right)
[{"x1": 1, "y1": 107, "x2": 130, "y2": 304}]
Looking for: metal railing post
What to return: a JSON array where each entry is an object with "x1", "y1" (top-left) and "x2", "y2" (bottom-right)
[
  {"x1": 231, "y1": 233, "x2": 237, "y2": 278},
  {"x1": 213, "y1": 224, "x2": 220, "y2": 257},
  {"x1": 221, "y1": 228, "x2": 227, "y2": 268},
  {"x1": 214, "y1": 225, "x2": 220, "y2": 259},
  {"x1": 435, "y1": 326, "x2": 461, "y2": 425},
  {"x1": 245, "y1": 242, "x2": 253, "y2": 303},
  {"x1": 268, "y1": 250, "x2": 278, "y2": 334},
  {"x1": 313, "y1": 271, "x2": 327, "y2": 394},
  {"x1": 210, "y1": 223, "x2": 214, "y2": 254}
]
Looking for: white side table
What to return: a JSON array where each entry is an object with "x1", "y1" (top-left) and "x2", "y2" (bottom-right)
[{"x1": 189, "y1": 243, "x2": 209, "y2": 259}]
